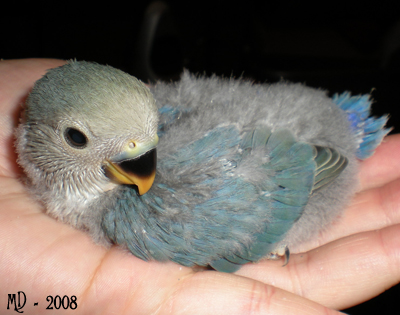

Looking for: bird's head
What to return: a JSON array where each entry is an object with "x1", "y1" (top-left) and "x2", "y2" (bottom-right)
[{"x1": 16, "y1": 61, "x2": 159, "y2": 206}]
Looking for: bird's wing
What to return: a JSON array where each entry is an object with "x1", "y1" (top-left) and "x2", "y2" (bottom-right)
[
  {"x1": 102, "y1": 121, "x2": 349, "y2": 273},
  {"x1": 209, "y1": 126, "x2": 348, "y2": 272},
  {"x1": 312, "y1": 146, "x2": 348, "y2": 191}
]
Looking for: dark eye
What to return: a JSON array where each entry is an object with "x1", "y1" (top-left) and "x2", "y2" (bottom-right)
[{"x1": 64, "y1": 128, "x2": 88, "y2": 148}]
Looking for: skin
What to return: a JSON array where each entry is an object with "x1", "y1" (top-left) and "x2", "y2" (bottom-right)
[{"x1": 1, "y1": 58, "x2": 400, "y2": 314}]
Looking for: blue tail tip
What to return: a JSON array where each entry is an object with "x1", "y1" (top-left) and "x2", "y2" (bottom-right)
[{"x1": 332, "y1": 92, "x2": 391, "y2": 160}]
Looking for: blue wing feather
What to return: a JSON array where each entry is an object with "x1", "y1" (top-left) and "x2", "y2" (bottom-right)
[
  {"x1": 158, "y1": 105, "x2": 191, "y2": 138},
  {"x1": 102, "y1": 124, "x2": 321, "y2": 272}
]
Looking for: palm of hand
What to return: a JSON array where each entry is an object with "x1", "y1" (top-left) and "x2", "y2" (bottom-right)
[{"x1": 1, "y1": 59, "x2": 399, "y2": 315}]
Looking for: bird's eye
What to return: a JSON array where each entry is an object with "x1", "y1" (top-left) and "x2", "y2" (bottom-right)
[{"x1": 64, "y1": 128, "x2": 88, "y2": 148}]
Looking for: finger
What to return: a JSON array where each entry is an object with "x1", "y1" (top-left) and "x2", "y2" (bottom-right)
[
  {"x1": 237, "y1": 223, "x2": 400, "y2": 311},
  {"x1": 149, "y1": 267, "x2": 344, "y2": 315},
  {"x1": 359, "y1": 134, "x2": 400, "y2": 191},
  {"x1": 292, "y1": 176, "x2": 400, "y2": 253},
  {"x1": 0, "y1": 58, "x2": 66, "y2": 177}
]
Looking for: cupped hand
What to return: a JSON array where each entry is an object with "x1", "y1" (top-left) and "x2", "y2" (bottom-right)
[{"x1": 1, "y1": 59, "x2": 399, "y2": 314}]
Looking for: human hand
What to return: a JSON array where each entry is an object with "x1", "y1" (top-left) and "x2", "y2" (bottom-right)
[{"x1": 1, "y1": 58, "x2": 399, "y2": 314}]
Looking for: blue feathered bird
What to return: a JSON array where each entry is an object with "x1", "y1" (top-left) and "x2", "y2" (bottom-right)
[{"x1": 16, "y1": 61, "x2": 390, "y2": 272}]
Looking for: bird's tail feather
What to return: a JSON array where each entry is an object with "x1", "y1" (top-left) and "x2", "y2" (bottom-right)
[{"x1": 332, "y1": 92, "x2": 391, "y2": 159}]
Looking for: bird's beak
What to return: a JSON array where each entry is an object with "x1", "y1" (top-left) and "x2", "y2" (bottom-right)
[{"x1": 103, "y1": 136, "x2": 158, "y2": 195}]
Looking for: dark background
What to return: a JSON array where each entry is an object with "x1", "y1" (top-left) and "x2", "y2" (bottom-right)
[{"x1": 2, "y1": 1, "x2": 399, "y2": 313}]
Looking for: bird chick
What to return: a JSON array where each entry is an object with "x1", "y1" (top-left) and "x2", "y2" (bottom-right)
[{"x1": 16, "y1": 61, "x2": 389, "y2": 272}]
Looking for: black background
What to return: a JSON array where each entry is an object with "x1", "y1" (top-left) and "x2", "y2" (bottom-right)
[{"x1": 2, "y1": 1, "x2": 399, "y2": 313}]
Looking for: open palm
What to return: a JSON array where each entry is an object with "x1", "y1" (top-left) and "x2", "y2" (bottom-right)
[{"x1": 1, "y1": 59, "x2": 399, "y2": 314}]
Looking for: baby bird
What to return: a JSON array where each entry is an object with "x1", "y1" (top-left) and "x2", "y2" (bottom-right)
[{"x1": 16, "y1": 61, "x2": 389, "y2": 272}]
